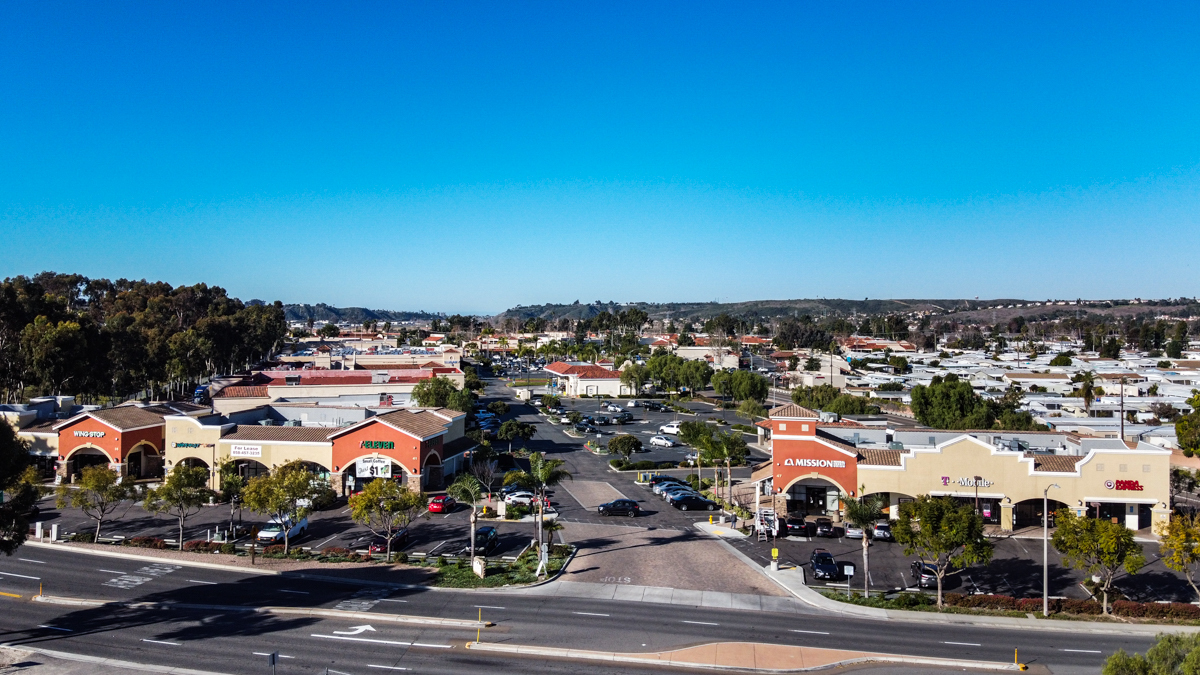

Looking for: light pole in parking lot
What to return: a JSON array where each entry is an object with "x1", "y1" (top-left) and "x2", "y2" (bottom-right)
[{"x1": 1043, "y1": 483, "x2": 1060, "y2": 617}]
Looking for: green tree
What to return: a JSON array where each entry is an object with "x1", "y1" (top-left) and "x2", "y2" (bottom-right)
[
  {"x1": 894, "y1": 495, "x2": 993, "y2": 607},
  {"x1": 348, "y1": 478, "x2": 424, "y2": 562},
  {"x1": 1073, "y1": 371, "x2": 1098, "y2": 417},
  {"x1": 608, "y1": 434, "x2": 643, "y2": 462},
  {"x1": 804, "y1": 355, "x2": 821, "y2": 371},
  {"x1": 542, "y1": 394, "x2": 560, "y2": 409},
  {"x1": 217, "y1": 458, "x2": 246, "y2": 535},
  {"x1": 679, "y1": 420, "x2": 712, "y2": 450},
  {"x1": 317, "y1": 323, "x2": 341, "y2": 339},
  {"x1": 1159, "y1": 512, "x2": 1200, "y2": 602},
  {"x1": 1102, "y1": 633, "x2": 1200, "y2": 675},
  {"x1": 0, "y1": 424, "x2": 39, "y2": 554},
  {"x1": 620, "y1": 363, "x2": 649, "y2": 396},
  {"x1": 241, "y1": 461, "x2": 323, "y2": 554},
  {"x1": 503, "y1": 453, "x2": 572, "y2": 575},
  {"x1": 1100, "y1": 336, "x2": 1123, "y2": 359},
  {"x1": 57, "y1": 465, "x2": 131, "y2": 542},
  {"x1": 711, "y1": 370, "x2": 734, "y2": 400},
  {"x1": 910, "y1": 375, "x2": 993, "y2": 429},
  {"x1": 487, "y1": 401, "x2": 510, "y2": 416},
  {"x1": 842, "y1": 490, "x2": 884, "y2": 598},
  {"x1": 736, "y1": 399, "x2": 766, "y2": 420},
  {"x1": 143, "y1": 465, "x2": 213, "y2": 551},
  {"x1": 412, "y1": 376, "x2": 460, "y2": 408},
  {"x1": 1052, "y1": 508, "x2": 1145, "y2": 615},
  {"x1": 446, "y1": 474, "x2": 485, "y2": 561},
  {"x1": 1049, "y1": 353, "x2": 1073, "y2": 367},
  {"x1": 788, "y1": 355, "x2": 800, "y2": 371},
  {"x1": 497, "y1": 419, "x2": 536, "y2": 452}
]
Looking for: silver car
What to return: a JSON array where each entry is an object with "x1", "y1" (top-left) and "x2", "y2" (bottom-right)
[{"x1": 844, "y1": 524, "x2": 864, "y2": 539}]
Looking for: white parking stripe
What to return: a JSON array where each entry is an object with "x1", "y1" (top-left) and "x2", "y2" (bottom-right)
[
  {"x1": 37, "y1": 625, "x2": 71, "y2": 632},
  {"x1": 572, "y1": 612, "x2": 609, "y2": 617},
  {"x1": 1061, "y1": 649, "x2": 1102, "y2": 654},
  {"x1": 943, "y1": 641, "x2": 981, "y2": 646},
  {"x1": 97, "y1": 569, "x2": 125, "y2": 574},
  {"x1": 367, "y1": 667, "x2": 409, "y2": 671},
  {"x1": 18, "y1": 559, "x2": 45, "y2": 564},
  {"x1": 790, "y1": 629, "x2": 829, "y2": 635},
  {"x1": 0, "y1": 572, "x2": 39, "y2": 580},
  {"x1": 142, "y1": 639, "x2": 181, "y2": 646},
  {"x1": 254, "y1": 652, "x2": 294, "y2": 659}
]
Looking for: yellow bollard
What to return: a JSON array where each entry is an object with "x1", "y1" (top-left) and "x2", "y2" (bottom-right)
[
  {"x1": 477, "y1": 608, "x2": 481, "y2": 644},
  {"x1": 709, "y1": 515, "x2": 713, "y2": 525}
]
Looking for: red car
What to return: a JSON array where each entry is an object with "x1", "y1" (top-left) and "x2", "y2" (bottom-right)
[{"x1": 428, "y1": 495, "x2": 457, "y2": 513}]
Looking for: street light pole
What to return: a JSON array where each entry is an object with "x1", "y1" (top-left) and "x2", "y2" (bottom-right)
[
  {"x1": 973, "y1": 475, "x2": 982, "y2": 514},
  {"x1": 1043, "y1": 483, "x2": 1060, "y2": 617}
]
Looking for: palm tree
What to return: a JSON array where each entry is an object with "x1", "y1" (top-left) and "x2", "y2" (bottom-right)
[
  {"x1": 1074, "y1": 371, "x2": 1097, "y2": 416},
  {"x1": 446, "y1": 474, "x2": 484, "y2": 560},
  {"x1": 503, "y1": 453, "x2": 572, "y2": 576},
  {"x1": 842, "y1": 491, "x2": 884, "y2": 598}
]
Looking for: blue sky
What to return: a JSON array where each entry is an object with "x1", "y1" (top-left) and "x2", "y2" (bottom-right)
[{"x1": 2, "y1": 2, "x2": 1198, "y2": 314}]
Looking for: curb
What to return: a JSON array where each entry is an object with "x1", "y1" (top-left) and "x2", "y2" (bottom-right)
[
  {"x1": 25, "y1": 541, "x2": 280, "y2": 576},
  {"x1": 464, "y1": 641, "x2": 1020, "y2": 672},
  {"x1": 32, "y1": 595, "x2": 490, "y2": 628},
  {"x1": 1, "y1": 644, "x2": 231, "y2": 675}
]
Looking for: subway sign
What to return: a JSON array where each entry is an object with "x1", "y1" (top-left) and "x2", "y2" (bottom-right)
[{"x1": 360, "y1": 440, "x2": 395, "y2": 450}]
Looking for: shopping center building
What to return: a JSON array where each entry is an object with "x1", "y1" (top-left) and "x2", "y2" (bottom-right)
[{"x1": 756, "y1": 404, "x2": 1171, "y2": 532}]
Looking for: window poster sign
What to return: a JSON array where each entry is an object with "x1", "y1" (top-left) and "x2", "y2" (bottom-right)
[{"x1": 357, "y1": 456, "x2": 393, "y2": 478}]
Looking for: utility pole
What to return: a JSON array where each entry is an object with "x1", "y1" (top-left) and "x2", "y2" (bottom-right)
[
  {"x1": 1119, "y1": 375, "x2": 1126, "y2": 442},
  {"x1": 1043, "y1": 484, "x2": 1060, "y2": 617}
]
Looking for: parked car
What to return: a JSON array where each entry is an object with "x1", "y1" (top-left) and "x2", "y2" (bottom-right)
[
  {"x1": 574, "y1": 423, "x2": 599, "y2": 434},
  {"x1": 606, "y1": 404, "x2": 624, "y2": 413},
  {"x1": 814, "y1": 518, "x2": 836, "y2": 537},
  {"x1": 671, "y1": 495, "x2": 717, "y2": 511},
  {"x1": 651, "y1": 477, "x2": 686, "y2": 494},
  {"x1": 661, "y1": 486, "x2": 699, "y2": 502},
  {"x1": 649, "y1": 435, "x2": 675, "y2": 448},
  {"x1": 642, "y1": 402, "x2": 666, "y2": 412},
  {"x1": 844, "y1": 524, "x2": 865, "y2": 539},
  {"x1": 613, "y1": 412, "x2": 634, "y2": 424},
  {"x1": 911, "y1": 561, "x2": 938, "y2": 588},
  {"x1": 659, "y1": 421, "x2": 682, "y2": 435},
  {"x1": 368, "y1": 527, "x2": 410, "y2": 554},
  {"x1": 504, "y1": 491, "x2": 536, "y2": 506},
  {"x1": 531, "y1": 397, "x2": 544, "y2": 407},
  {"x1": 871, "y1": 521, "x2": 893, "y2": 541},
  {"x1": 462, "y1": 526, "x2": 499, "y2": 555},
  {"x1": 598, "y1": 499, "x2": 640, "y2": 517},
  {"x1": 428, "y1": 495, "x2": 457, "y2": 513},
  {"x1": 594, "y1": 415, "x2": 611, "y2": 426},
  {"x1": 810, "y1": 548, "x2": 840, "y2": 581},
  {"x1": 784, "y1": 518, "x2": 810, "y2": 537},
  {"x1": 257, "y1": 516, "x2": 308, "y2": 544}
]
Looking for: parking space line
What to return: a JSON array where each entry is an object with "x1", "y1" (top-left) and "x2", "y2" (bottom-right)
[
  {"x1": 97, "y1": 569, "x2": 126, "y2": 574},
  {"x1": 378, "y1": 598, "x2": 408, "y2": 603},
  {"x1": 37, "y1": 625, "x2": 71, "y2": 632},
  {"x1": 142, "y1": 639, "x2": 181, "y2": 646},
  {"x1": 475, "y1": 605, "x2": 505, "y2": 610},
  {"x1": 790, "y1": 629, "x2": 829, "y2": 635},
  {"x1": 367, "y1": 666, "x2": 409, "y2": 671},
  {"x1": 943, "y1": 641, "x2": 981, "y2": 646},
  {"x1": 682, "y1": 620, "x2": 719, "y2": 626},
  {"x1": 188, "y1": 580, "x2": 218, "y2": 585},
  {"x1": 253, "y1": 652, "x2": 295, "y2": 659},
  {"x1": 314, "y1": 535, "x2": 339, "y2": 548},
  {"x1": 1061, "y1": 649, "x2": 1102, "y2": 654},
  {"x1": 18, "y1": 558, "x2": 45, "y2": 564}
]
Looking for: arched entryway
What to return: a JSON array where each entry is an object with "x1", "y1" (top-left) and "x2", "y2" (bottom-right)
[
  {"x1": 126, "y1": 442, "x2": 164, "y2": 480},
  {"x1": 422, "y1": 453, "x2": 443, "y2": 491},
  {"x1": 65, "y1": 446, "x2": 112, "y2": 480},
  {"x1": 782, "y1": 475, "x2": 850, "y2": 518},
  {"x1": 342, "y1": 459, "x2": 407, "y2": 495},
  {"x1": 1013, "y1": 498, "x2": 1069, "y2": 528}
]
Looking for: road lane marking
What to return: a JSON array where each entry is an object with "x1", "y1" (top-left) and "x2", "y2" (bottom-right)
[
  {"x1": 311, "y1": 634, "x2": 451, "y2": 648},
  {"x1": 279, "y1": 590, "x2": 309, "y2": 594},
  {"x1": 253, "y1": 652, "x2": 294, "y2": 659},
  {"x1": 377, "y1": 598, "x2": 408, "y2": 603},
  {"x1": 1061, "y1": 649, "x2": 1102, "y2": 654},
  {"x1": 97, "y1": 569, "x2": 126, "y2": 574},
  {"x1": 314, "y1": 535, "x2": 339, "y2": 548},
  {"x1": 368, "y1": 666, "x2": 409, "y2": 671},
  {"x1": 790, "y1": 630, "x2": 830, "y2": 635},
  {"x1": 0, "y1": 572, "x2": 40, "y2": 580},
  {"x1": 38, "y1": 625, "x2": 71, "y2": 632},
  {"x1": 188, "y1": 580, "x2": 218, "y2": 585},
  {"x1": 943, "y1": 641, "x2": 981, "y2": 646},
  {"x1": 142, "y1": 639, "x2": 181, "y2": 646},
  {"x1": 572, "y1": 612, "x2": 608, "y2": 617},
  {"x1": 475, "y1": 605, "x2": 506, "y2": 610},
  {"x1": 18, "y1": 559, "x2": 45, "y2": 564},
  {"x1": 682, "y1": 620, "x2": 719, "y2": 626}
]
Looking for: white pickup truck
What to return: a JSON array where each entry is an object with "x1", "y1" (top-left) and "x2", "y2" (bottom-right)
[{"x1": 256, "y1": 516, "x2": 308, "y2": 544}]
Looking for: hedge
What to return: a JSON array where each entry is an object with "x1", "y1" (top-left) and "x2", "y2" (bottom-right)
[
  {"x1": 940, "y1": 593, "x2": 1200, "y2": 619},
  {"x1": 126, "y1": 536, "x2": 166, "y2": 549}
]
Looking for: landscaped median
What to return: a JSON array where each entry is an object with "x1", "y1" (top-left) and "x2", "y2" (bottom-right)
[{"x1": 465, "y1": 640, "x2": 1021, "y2": 672}]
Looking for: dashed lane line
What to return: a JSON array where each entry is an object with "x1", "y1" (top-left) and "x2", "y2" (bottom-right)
[
  {"x1": 682, "y1": 620, "x2": 719, "y2": 626},
  {"x1": 253, "y1": 652, "x2": 294, "y2": 659},
  {"x1": 943, "y1": 641, "x2": 981, "y2": 647},
  {"x1": 367, "y1": 666, "x2": 409, "y2": 671},
  {"x1": 37, "y1": 625, "x2": 71, "y2": 632},
  {"x1": 142, "y1": 639, "x2": 181, "y2": 646},
  {"x1": 0, "y1": 572, "x2": 39, "y2": 580},
  {"x1": 790, "y1": 630, "x2": 829, "y2": 635},
  {"x1": 572, "y1": 612, "x2": 609, "y2": 617},
  {"x1": 311, "y1": 634, "x2": 452, "y2": 649},
  {"x1": 1062, "y1": 649, "x2": 1102, "y2": 654},
  {"x1": 188, "y1": 580, "x2": 218, "y2": 585},
  {"x1": 18, "y1": 559, "x2": 45, "y2": 564}
]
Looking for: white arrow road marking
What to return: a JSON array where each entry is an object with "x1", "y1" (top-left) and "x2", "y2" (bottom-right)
[
  {"x1": 333, "y1": 625, "x2": 377, "y2": 636},
  {"x1": 311, "y1": 634, "x2": 451, "y2": 649}
]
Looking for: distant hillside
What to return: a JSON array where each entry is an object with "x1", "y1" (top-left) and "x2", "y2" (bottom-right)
[
  {"x1": 281, "y1": 303, "x2": 440, "y2": 324},
  {"x1": 497, "y1": 299, "x2": 1023, "y2": 322}
]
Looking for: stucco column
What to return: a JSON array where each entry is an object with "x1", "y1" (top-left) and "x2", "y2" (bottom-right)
[
  {"x1": 407, "y1": 471, "x2": 422, "y2": 494},
  {"x1": 1000, "y1": 502, "x2": 1014, "y2": 532},
  {"x1": 1124, "y1": 504, "x2": 1139, "y2": 531},
  {"x1": 1152, "y1": 506, "x2": 1170, "y2": 535}
]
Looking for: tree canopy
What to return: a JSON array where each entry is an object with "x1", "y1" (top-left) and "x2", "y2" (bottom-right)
[{"x1": 910, "y1": 374, "x2": 1045, "y2": 431}]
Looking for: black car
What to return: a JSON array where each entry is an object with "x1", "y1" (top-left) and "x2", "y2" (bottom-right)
[
  {"x1": 810, "y1": 548, "x2": 840, "y2": 581},
  {"x1": 594, "y1": 415, "x2": 611, "y2": 426},
  {"x1": 671, "y1": 495, "x2": 717, "y2": 512},
  {"x1": 814, "y1": 518, "x2": 836, "y2": 537},
  {"x1": 613, "y1": 412, "x2": 634, "y2": 424},
  {"x1": 784, "y1": 518, "x2": 809, "y2": 537},
  {"x1": 574, "y1": 423, "x2": 599, "y2": 434},
  {"x1": 598, "y1": 499, "x2": 640, "y2": 517}
]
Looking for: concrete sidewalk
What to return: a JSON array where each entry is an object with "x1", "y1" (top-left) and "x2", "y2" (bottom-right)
[
  {"x1": 466, "y1": 640, "x2": 1020, "y2": 672},
  {"x1": 513, "y1": 580, "x2": 809, "y2": 612},
  {"x1": 0, "y1": 647, "x2": 227, "y2": 675}
]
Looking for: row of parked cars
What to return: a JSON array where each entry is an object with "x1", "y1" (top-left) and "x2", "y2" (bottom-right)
[{"x1": 647, "y1": 474, "x2": 718, "y2": 511}]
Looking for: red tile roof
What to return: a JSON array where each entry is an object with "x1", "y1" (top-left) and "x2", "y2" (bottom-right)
[
  {"x1": 214, "y1": 385, "x2": 270, "y2": 398},
  {"x1": 769, "y1": 404, "x2": 819, "y2": 419}
]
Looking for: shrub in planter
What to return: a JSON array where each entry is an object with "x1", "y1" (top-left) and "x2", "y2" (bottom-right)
[
  {"x1": 550, "y1": 544, "x2": 574, "y2": 558},
  {"x1": 630, "y1": 460, "x2": 657, "y2": 471},
  {"x1": 322, "y1": 547, "x2": 352, "y2": 558},
  {"x1": 479, "y1": 506, "x2": 496, "y2": 518},
  {"x1": 394, "y1": 552, "x2": 408, "y2": 564},
  {"x1": 505, "y1": 505, "x2": 530, "y2": 520},
  {"x1": 656, "y1": 461, "x2": 678, "y2": 469},
  {"x1": 220, "y1": 543, "x2": 236, "y2": 555},
  {"x1": 183, "y1": 540, "x2": 222, "y2": 553},
  {"x1": 1112, "y1": 601, "x2": 1145, "y2": 618},
  {"x1": 263, "y1": 544, "x2": 285, "y2": 556},
  {"x1": 70, "y1": 532, "x2": 96, "y2": 543},
  {"x1": 1015, "y1": 598, "x2": 1043, "y2": 613},
  {"x1": 890, "y1": 593, "x2": 933, "y2": 609},
  {"x1": 608, "y1": 459, "x2": 628, "y2": 470},
  {"x1": 1060, "y1": 599, "x2": 1102, "y2": 615},
  {"x1": 127, "y1": 536, "x2": 166, "y2": 549},
  {"x1": 435, "y1": 556, "x2": 447, "y2": 568}
]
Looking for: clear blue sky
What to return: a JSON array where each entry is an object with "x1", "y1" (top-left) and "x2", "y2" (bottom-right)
[{"x1": 2, "y1": 2, "x2": 1198, "y2": 314}]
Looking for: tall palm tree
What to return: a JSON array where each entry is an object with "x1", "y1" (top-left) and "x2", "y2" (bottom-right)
[
  {"x1": 503, "y1": 453, "x2": 572, "y2": 575},
  {"x1": 1074, "y1": 371, "x2": 1097, "y2": 417},
  {"x1": 446, "y1": 474, "x2": 484, "y2": 560},
  {"x1": 842, "y1": 491, "x2": 884, "y2": 598}
]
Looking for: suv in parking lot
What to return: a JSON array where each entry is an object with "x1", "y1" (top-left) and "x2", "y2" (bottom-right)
[
  {"x1": 813, "y1": 518, "x2": 836, "y2": 537},
  {"x1": 613, "y1": 412, "x2": 633, "y2": 424},
  {"x1": 598, "y1": 499, "x2": 640, "y2": 517},
  {"x1": 810, "y1": 549, "x2": 840, "y2": 581},
  {"x1": 911, "y1": 561, "x2": 938, "y2": 588},
  {"x1": 871, "y1": 521, "x2": 893, "y2": 541},
  {"x1": 658, "y1": 421, "x2": 681, "y2": 435}
]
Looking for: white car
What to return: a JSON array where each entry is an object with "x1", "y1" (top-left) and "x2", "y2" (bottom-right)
[
  {"x1": 504, "y1": 491, "x2": 535, "y2": 506},
  {"x1": 659, "y1": 421, "x2": 682, "y2": 435},
  {"x1": 606, "y1": 404, "x2": 624, "y2": 413},
  {"x1": 559, "y1": 415, "x2": 572, "y2": 424},
  {"x1": 649, "y1": 435, "x2": 675, "y2": 448}
]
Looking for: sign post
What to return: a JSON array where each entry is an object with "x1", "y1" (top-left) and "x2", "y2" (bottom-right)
[{"x1": 266, "y1": 651, "x2": 277, "y2": 675}]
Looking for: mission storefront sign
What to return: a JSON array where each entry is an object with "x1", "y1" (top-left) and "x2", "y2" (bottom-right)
[{"x1": 784, "y1": 458, "x2": 846, "y2": 468}]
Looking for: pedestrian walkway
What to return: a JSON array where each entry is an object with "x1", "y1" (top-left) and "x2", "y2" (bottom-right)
[
  {"x1": 694, "y1": 521, "x2": 748, "y2": 539},
  {"x1": 514, "y1": 579, "x2": 811, "y2": 613}
]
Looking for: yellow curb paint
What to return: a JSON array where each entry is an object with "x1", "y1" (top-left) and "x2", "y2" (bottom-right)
[{"x1": 0, "y1": 592, "x2": 21, "y2": 598}]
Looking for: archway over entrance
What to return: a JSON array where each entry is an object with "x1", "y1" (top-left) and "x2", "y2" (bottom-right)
[
  {"x1": 783, "y1": 475, "x2": 847, "y2": 518},
  {"x1": 1013, "y1": 498, "x2": 1069, "y2": 529},
  {"x1": 422, "y1": 454, "x2": 444, "y2": 491},
  {"x1": 65, "y1": 447, "x2": 111, "y2": 480},
  {"x1": 126, "y1": 443, "x2": 164, "y2": 480}
]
